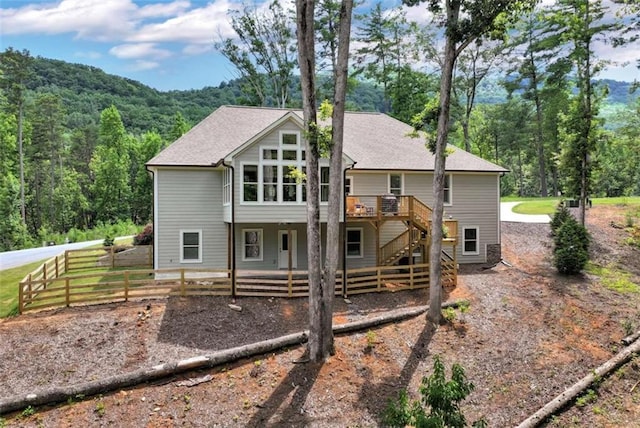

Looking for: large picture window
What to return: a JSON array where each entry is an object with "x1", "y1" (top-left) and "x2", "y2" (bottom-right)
[
  {"x1": 346, "y1": 228, "x2": 363, "y2": 258},
  {"x1": 243, "y1": 229, "x2": 263, "y2": 261},
  {"x1": 462, "y1": 226, "x2": 479, "y2": 255},
  {"x1": 180, "y1": 230, "x2": 202, "y2": 263}
]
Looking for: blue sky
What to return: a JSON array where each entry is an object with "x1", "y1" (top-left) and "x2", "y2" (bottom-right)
[{"x1": 1, "y1": 0, "x2": 639, "y2": 92}]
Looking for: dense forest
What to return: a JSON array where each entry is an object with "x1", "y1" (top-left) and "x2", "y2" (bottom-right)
[{"x1": 1, "y1": 0, "x2": 639, "y2": 251}]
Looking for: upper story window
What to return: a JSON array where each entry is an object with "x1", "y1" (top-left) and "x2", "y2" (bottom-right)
[
  {"x1": 345, "y1": 176, "x2": 353, "y2": 195},
  {"x1": 242, "y1": 164, "x2": 258, "y2": 202},
  {"x1": 241, "y1": 133, "x2": 327, "y2": 203},
  {"x1": 444, "y1": 174, "x2": 452, "y2": 205},
  {"x1": 389, "y1": 173, "x2": 403, "y2": 196},
  {"x1": 320, "y1": 166, "x2": 330, "y2": 202},
  {"x1": 281, "y1": 132, "x2": 299, "y2": 146},
  {"x1": 223, "y1": 168, "x2": 231, "y2": 205}
]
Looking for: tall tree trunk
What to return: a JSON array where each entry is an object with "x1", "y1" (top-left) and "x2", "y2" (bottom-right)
[
  {"x1": 296, "y1": 0, "x2": 324, "y2": 362},
  {"x1": 428, "y1": 0, "x2": 460, "y2": 325},
  {"x1": 18, "y1": 102, "x2": 25, "y2": 224},
  {"x1": 530, "y1": 62, "x2": 548, "y2": 197},
  {"x1": 324, "y1": 0, "x2": 353, "y2": 360}
]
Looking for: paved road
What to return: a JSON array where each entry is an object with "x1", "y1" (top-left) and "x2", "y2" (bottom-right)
[
  {"x1": 501, "y1": 201, "x2": 551, "y2": 223},
  {"x1": 0, "y1": 237, "x2": 133, "y2": 271}
]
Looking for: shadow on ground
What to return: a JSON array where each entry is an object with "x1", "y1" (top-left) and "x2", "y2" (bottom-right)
[{"x1": 156, "y1": 290, "x2": 429, "y2": 351}]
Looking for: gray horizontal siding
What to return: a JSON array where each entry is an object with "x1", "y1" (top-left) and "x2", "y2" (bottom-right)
[{"x1": 156, "y1": 168, "x2": 227, "y2": 269}]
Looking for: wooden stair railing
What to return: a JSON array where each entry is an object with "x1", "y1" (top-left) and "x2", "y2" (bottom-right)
[
  {"x1": 410, "y1": 197, "x2": 432, "y2": 233},
  {"x1": 379, "y1": 229, "x2": 421, "y2": 265}
]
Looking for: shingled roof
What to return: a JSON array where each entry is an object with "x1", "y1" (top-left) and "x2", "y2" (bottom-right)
[{"x1": 147, "y1": 105, "x2": 508, "y2": 173}]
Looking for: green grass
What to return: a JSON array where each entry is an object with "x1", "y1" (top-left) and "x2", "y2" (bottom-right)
[
  {"x1": 585, "y1": 262, "x2": 640, "y2": 294},
  {"x1": 0, "y1": 260, "x2": 47, "y2": 317},
  {"x1": 503, "y1": 196, "x2": 640, "y2": 216}
]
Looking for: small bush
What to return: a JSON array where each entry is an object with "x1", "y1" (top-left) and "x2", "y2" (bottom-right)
[
  {"x1": 103, "y1": 235, "x2": 114, "y2": 247},
  {"x1": 550, "y1": 202, "x2": 571, "y2": 237},
  {"x1": 133, "y1": 223, "x2": 153, "y2": 246},
  {"x1": 553, "y1": 217, "x2": 590, "y2": 274},
  {"x1": 383, "y1": 355, "x2": 486, "y2": 428}
]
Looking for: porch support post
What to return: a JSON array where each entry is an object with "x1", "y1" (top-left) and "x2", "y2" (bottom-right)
[{"x1": 288, "y1": 227, "x2": 293, "y2": 296}]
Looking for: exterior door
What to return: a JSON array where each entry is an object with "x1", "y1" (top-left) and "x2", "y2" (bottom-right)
[{"x1": 278, "y1": 230, "x2": 297, "y2": 269}]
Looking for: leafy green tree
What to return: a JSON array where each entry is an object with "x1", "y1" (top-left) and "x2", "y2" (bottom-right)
[
  {"x1": 551, "y1": 0, "x2": 617, "y2": 225},
  {"x1": 0, "y1": 47, "x2": 33, "y2": 224},
  {"x1": 29, "y1": 93, "x2": 65, "y2": 227},
  {"x1": 404, "y1": 0, "x2": 534, "y2": 324},
  {"x1": 215, "y1": 0, "x2": 297, "y2": 107},
  {"x1": 131, "y1": 131, "x2": 165, "y2": 222},
  {"x1": 52, "y1": 168, "x2": 89, "y2": 232},
  {"x1": 0, "y1": 110, "x2": 30, "y2": 250},
  {"x1": 90, "y1": 105, "x2": 132, "y2": 224},
  {"x1": 167, "y1": 111, "x2": 190, "y2": 142}
]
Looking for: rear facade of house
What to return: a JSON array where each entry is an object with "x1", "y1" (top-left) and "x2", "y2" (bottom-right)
[{"x1": 147, "y1": 106, "x2": 507, "y2": 278}]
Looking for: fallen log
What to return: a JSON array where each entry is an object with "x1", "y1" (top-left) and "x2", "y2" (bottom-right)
[
  {"x1": 0, "y1": 300, "x2": 466, "y2": 415},
  {"x1": 516, "y1": 336, "x2": 640, "y2": 428},
  {"x1": 622, "y1": 330, "x2": 640, "y2": 346}
]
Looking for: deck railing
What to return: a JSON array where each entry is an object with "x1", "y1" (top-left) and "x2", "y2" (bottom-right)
[{"x1": 18, "y1": 262, "x2": 457, "y2": 313}]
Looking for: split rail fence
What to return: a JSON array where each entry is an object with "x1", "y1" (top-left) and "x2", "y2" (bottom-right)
[{"x1": 19, "y1": 259, "x2": 456, "y2": 314}]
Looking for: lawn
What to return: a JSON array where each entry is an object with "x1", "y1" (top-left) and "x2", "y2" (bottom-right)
[
  {"x1": 0, "y1": 260, "x2": 46, "y2": 317},
  {"x1": 504, "y1": 196, "x2": 640, "y2": 215}
]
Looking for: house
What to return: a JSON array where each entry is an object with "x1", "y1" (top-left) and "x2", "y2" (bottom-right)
[{"x1": 146, "y1": 105, "x2": 507, "y2": 295}]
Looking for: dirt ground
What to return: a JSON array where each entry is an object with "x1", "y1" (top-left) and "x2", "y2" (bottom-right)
[{"x1": 1, "y1": 205, "x2": 639, "y2": 427}]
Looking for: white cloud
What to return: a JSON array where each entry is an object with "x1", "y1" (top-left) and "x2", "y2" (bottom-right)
[
  {"x1": 110, "y1": 43, "x2": 172, "y2": 60},
  {"x1": 183, "y1": 43, "x2": 214, "y2": 56},
  {"x1": 129, "y1": 0, "x2": 236, "y2": 44},
  {"x1": 130, "y1": 59, "x2": 160, "y2": 71}
]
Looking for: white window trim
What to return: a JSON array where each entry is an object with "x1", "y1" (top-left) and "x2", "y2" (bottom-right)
[
  {"x1": 320, "y1": 166, "x2": 330, "y2": 203},
  {"x1": 345, "y1": 227, "x2": 364, "y2": 259},
  {"x1": 345, "y1": 176, "x2": 354, "y2": 195},
  {"x1": 444, "y1": 173, "x2": 453, "y2": 206},
  {"x1": 240, "y1": 162, "x2": 259, "y2": 204},
  {"x1": 180, "y1": 229, "x2": 202, "y2": 263},
  {"x1": 462, "y1": 226, "x2": 480, "y2": 256},
  {"x1": 388, "y1": 173, "x2": 404, "y2": 196},
  {"x1": 242, "y1": 228, "x2": 264, "y2": 261},
  {"x1": 223, "y1": 168, "x2": 232, "y2": 206},
  {"x1": 280, "y1": 130, "x2": 300, "y2": 146}
]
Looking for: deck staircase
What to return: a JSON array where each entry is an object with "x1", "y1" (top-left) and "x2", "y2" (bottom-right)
[{"x1": 379, "y1": 197, "x2": 431, "y2": 265}]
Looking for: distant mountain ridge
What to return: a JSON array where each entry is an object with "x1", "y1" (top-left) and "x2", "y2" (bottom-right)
[{"x1": 25, "y1": 56, "x2": 638, "y2": 137}]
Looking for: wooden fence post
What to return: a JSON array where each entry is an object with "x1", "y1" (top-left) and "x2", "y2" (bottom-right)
[
  {"x1": 124, "y1": 271, "x2": 129, "y2": 302},
  {"x1": 180, "y1": 269, "x2": 186, "y2": 297},
  {"x1": 55, "y1": 256, "x2": 59, "y2": 278},
  {"x1": 28, "y1": 274, "x2": 32, "y2": 301},
  {"x1": 65, "y1": 278, "x2": 70, "y2": 307},
  {"x1": 65, "y1": 250, "x2": 69, "y2": 273},
  {"x1": 377, "y1": 267, "x2": 381, "y2": 291},
  {"x1": 111, "y1": 246, "x2": 115, "y2": 269},
  {"x1": 288, "y1": 270, "x2": 293, "y2": 297},
  {"x1": 410, "y1": 265, "x2": 414, "y2": 289},
  {"x1": 18, "y1": 282, "x2": 24, "y2": 314},
  {"x1": 43, "y1": 263, "x2": 47, "y2": 289}
]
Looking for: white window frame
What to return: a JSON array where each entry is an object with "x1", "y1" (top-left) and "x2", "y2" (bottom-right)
[
  {"x1": 242, "y1": 228, "x2": 264, "y2": 261},
  {"x1": 223, "y1": 168, "x2": 232, "y2": 206},
  {"x1": 241, "y1": 162, "x2": 259, "y2": 203},
  {"x1": 345, "y1": 227, "x2": 364, "y2": 258},
  {"x1": 320, "y1": 166, "x2": 330, "y2": 203},
  {"x1": 388, "y1": 173, "x2": 403, "y2": 196},
  {"x1": 280, "y1": 130, "x2": 300, "y2": 146},
  {"x1": 462, "y1": 226, "x2": 479, "y2": 256},
  {"x1": 180, "y1": 229, "x2": 202, "y2": 263},
  {"x1": 345, "y1": 176, "x2": 353, "y2": 195},
  {"x1": 444, "y1": 173, "x2": 452, "y2": 206}
]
